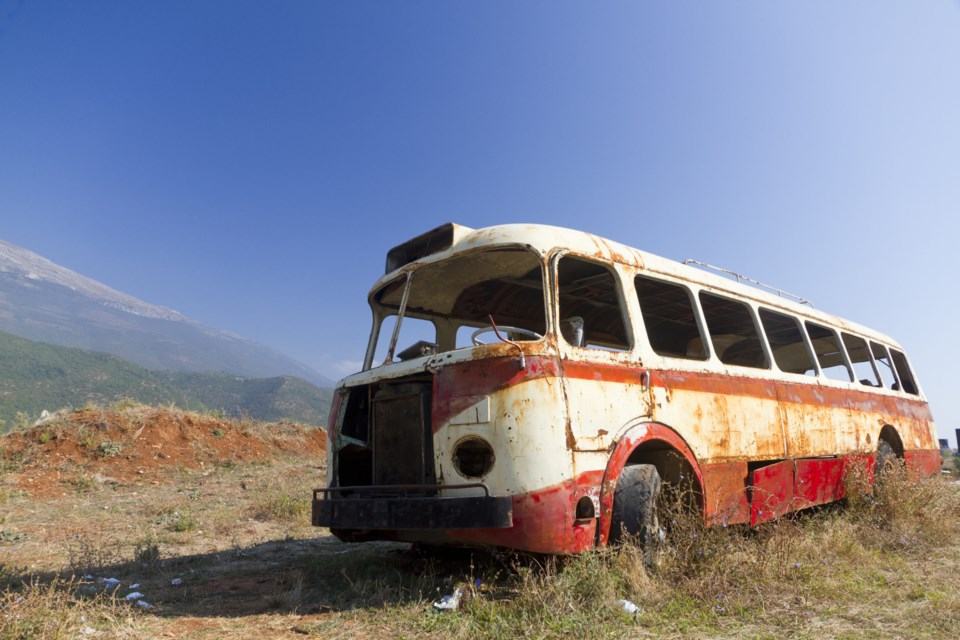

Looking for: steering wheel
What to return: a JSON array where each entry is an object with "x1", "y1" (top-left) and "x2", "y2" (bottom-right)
[{"x1": 471, "y1": 326, "x2": 543, "y2": 346}]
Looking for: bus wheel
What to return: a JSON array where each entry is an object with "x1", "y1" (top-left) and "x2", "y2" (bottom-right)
[
  {"x1": 876, "y1": 440, "x2": 896, "y2": 479},
  {"x1": 610, "y1": 464, "x2": 662, "y2": 568}
]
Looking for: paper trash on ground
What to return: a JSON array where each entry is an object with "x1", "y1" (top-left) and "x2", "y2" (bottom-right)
[{"x1": 433, "y1": 588, "x2": 463, "y2": 611}]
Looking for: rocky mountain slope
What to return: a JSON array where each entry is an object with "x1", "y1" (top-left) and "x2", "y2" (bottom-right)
[{"x1": 0, "y1": 239, "x2": 331, "y2": 387}]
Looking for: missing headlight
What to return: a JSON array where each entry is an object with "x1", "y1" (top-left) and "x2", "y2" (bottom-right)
[{"x1": 452, "y1": 437, "x2": 495, "y2": 479}]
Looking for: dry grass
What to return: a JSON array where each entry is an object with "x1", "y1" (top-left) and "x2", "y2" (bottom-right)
[
  {"x1": 2, "y1": 410, "x2": 959, "y2": 639},
  {"x1": 0, "y1": 577, "x2": 142, "y2": 640}
]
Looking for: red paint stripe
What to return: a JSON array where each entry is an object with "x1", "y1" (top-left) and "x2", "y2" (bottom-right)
[
  {"x1": 432, "y1": 355, "x2": 560, "y2": 432},
  {"x1": 562, "y1": 361, "x2": 934, "y2": 422},
  {"x1": 431, "y1": 355, "x2": 933, "y2": 427}
]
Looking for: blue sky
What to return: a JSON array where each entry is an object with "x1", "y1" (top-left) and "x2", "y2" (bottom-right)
[{"x1": 1, "y1": 2, "x2": 958, "y2": 443}]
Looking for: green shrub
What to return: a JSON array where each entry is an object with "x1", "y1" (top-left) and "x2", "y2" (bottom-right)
[{"x1": 96, "y1": 441, "x2": 122, "y2": 457}]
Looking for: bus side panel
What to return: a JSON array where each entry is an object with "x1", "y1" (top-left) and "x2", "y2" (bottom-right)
[
  {"x1": 558, "y1": 358, "x2": 652, "y2": 451},
  {"x1": 904, "y1": 449, "x2": 942, "y2": 478},
  {"x1": 649, "y1": 370, "x2": 785, "y2": 464},
  {"x1": 778, "y1": 381, "x2": 937, "y2": 460},
  {"x1": 777, "y1": 382, "x2": 862, "y2": 458}
]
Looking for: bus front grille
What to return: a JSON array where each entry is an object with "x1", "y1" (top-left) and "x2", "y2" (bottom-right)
[{"x1": 371, "y1": 382, "x2": 434, "y2": 487}]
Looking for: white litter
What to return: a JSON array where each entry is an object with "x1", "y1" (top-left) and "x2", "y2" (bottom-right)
[
  {"x1": 125, "y1": 592, "x2": 144, "y2": 600},
  {"x1": 618, "y1": 599, "x2": 640, "y2": 615},
  {"x1": 171, "y1": 578, "x2": 184, "y2": 586},
  {"x1": 128, "y1": 583, "x2": 140, "y2": 590},
  {"x1": 80, "y1": 625, "x2": 98, "y2": 636},
  {"x1": 433, "y1": 588, "x2": 463, "y2": 611},
  {"x1": 135, "y1": 600, "x2": 152, "y2": 608}
]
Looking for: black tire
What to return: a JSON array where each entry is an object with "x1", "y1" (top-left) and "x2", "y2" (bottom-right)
[
  {"x1": 876, "y1": 440, "x2": 896, "y2": 479},
  {"x1": 610, "y1": 464, "x2": 662, "y2": 564}
]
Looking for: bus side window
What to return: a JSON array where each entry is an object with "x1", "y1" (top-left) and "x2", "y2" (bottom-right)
[
  {"x1": 698, "y1": 292, "x2": 769, "y2": 369},
  {"x1": 635, "y1": 276, "x2": 708, "y2": 359},
  {"x1": 805, "y1": 322, "x2": 852, "y2": 382},
  {"x1": 759, "y1": 308, "x2": 816, "y2": 376},
  {"x1": 841, "y1": 333, "x2": 880, "y2": 387},
  {"x1": 870, "y1": 342, "x2": 898, "y2": 389},
  {"x1": 889, "y1": 348, "x2": 920, "y2": 395},
  {"x1": 557, "y1": 257, "x2": 631, "y2": 351}
]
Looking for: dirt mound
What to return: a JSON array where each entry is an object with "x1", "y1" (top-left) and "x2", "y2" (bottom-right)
[{"x1": 0, "y1": 405, "x2": 327, "y2": 497}]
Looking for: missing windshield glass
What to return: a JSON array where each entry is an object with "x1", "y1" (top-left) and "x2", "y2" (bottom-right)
[{"x1": 369, "y1": 248, "x2": 545, "y2": 367}]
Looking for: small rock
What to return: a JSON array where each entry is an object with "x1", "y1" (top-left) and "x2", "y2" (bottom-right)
[
  {"x1": 171, "y1": 578, "x2": 184, "y2": 586},
  {"x1": 125, "y1": 591, "x2": 144, "y2": 600}
]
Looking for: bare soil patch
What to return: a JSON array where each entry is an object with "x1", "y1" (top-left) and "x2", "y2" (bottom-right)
[{"x1": 1, "y1": 405, "x2": 325, "y2": 497}]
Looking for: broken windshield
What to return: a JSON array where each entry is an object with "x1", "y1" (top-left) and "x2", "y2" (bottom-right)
[{"x1": 367, "y1": 247, "x2": 546, "y2": 367}]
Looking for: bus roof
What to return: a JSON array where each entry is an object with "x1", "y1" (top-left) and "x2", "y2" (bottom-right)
[{"x1": 378, "y1": 223, "x2": 902, "y2": 349}]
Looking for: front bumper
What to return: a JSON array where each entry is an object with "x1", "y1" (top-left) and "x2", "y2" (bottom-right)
[{"x1": 312, "y1": 483, "x2": 513, "y2": 530}]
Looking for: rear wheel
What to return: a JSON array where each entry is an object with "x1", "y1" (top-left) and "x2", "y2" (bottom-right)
[
  {"x1": 610, "y1": 464, "x2": 662, "y2": 568},
  {"x1": 876, "y1": 440, "x2": 896, "y2": 479}
]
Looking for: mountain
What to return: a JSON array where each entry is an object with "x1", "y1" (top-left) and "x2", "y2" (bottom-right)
[
  {"x1": 0, "y1": 240, "x2": 333, "y2": 387},
  {"x1": 0, "y1": 330, "x2": 333, "y2": 431}
]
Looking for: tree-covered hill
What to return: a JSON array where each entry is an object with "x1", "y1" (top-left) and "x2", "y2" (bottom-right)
[{"x1": 0, "y1": 331, "x2": 333, "y2": 431}]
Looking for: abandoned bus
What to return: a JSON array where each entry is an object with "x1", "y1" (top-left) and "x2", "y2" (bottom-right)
[{"x1": 312, "y1": 223, "x2": 940, "y2": 554}]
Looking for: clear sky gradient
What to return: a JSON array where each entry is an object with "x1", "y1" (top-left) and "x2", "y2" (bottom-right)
[{"x1": 1, "y1": 2, "x2": 958, "y2": 443}]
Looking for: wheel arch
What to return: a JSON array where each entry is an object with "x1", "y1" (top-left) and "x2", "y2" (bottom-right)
[
  {"x1": 879, "y1": 424, "x2": 904, "y2": 458},
  {"x1": 598, "y1": 422, "x2": 704, "y2": 546}
]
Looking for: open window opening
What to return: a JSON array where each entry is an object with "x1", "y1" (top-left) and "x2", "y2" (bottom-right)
[
  {"x1": 556, "y1": 257, "x2": 630, "y2": 351},
  {"x1": 890, "y1": 348, "x2": 919, "y2": 395},
  {"x1": 368, "y1": 248, "x2": 545, "y2": 367},
  {"x1": 759, "y1": 308, "x2": 816, "y2": 375},
  {"x1": 870, "y1": 342, "x2": 898, "y2": 389},
  {"x1": 635, "y1": 275, "x2": 708, "y2": 360},
  {"x1": 699, "y1": 292, "x2": 769, "y2": 369},
  {"x1": 841, "y1": 333, "x2": 880, "y2": 387},
  {"x1": 805, "y1": 322, "x2": 852, "y2": 382}
]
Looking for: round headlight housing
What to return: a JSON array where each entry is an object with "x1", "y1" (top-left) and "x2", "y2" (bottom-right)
[{"x1": 452, "y1": 437, "x2": 495, "y2": 479}]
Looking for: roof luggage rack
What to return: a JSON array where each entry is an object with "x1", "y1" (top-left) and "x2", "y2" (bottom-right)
[{"x1": 683, "y1": 259, "x2": 813, "y2": 307}]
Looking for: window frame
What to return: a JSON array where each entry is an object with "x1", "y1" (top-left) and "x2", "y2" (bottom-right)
[
  {"x1": 634, "y1": 273, "x2": 711, "y2": 361},
  {"x1": 552, "y1": 252, "x2": 634, "y2": 352}
]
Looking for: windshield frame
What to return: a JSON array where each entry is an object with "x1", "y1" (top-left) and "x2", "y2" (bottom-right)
[{"x1": 363, "y1": 244, "x2": 549, "y2": 370}]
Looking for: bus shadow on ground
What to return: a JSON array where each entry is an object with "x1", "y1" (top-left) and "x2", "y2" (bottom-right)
[{"x1": 8, "y1": 535, "x2": 499, "y2": 618}]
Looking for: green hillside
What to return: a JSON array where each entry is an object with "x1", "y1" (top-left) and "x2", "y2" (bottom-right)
[{"x1": 0, "y1": 331, "x2": 333, "y2": 432}]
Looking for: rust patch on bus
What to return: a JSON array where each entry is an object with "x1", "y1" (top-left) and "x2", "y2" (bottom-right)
[{"x1": 700, "y1": 460, "x2": 750, "y2": 523}]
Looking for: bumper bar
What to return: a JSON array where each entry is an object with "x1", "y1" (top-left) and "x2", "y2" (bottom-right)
[{"x1": 312, "y1": 483, "x2": 513, "y2": 530}]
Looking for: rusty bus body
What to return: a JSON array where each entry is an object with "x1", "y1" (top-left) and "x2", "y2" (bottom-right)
[{"x1": 312, "y1": 223, "x2": 940, "y2": 553}]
